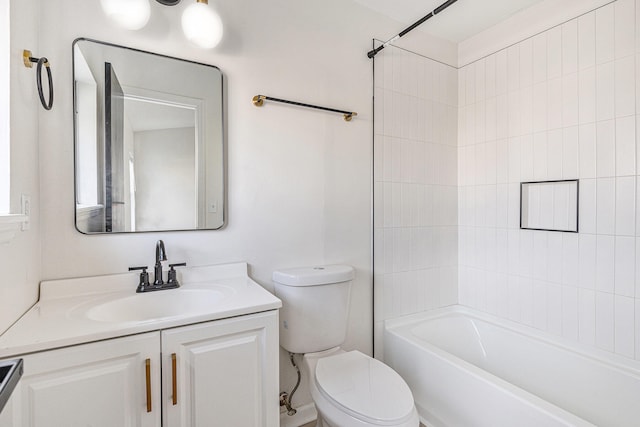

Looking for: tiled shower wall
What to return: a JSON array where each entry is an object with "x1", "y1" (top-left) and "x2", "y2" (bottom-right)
[
  {"x1": 373, "y1": 45, "x2": 458, "y2": 355},
  {"x1": 458, "y1": 0, "x2": 640, "y2": 361}
]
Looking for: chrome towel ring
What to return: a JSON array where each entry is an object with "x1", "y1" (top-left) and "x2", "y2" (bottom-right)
[{"x1": 23, "y1": 50, "x2": 53, "y2": 111}]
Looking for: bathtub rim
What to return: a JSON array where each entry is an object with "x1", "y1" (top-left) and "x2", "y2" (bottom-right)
[
  {"x1": 384, "y1": 305, "x2": 640, "y2": 427},
  {"x1": 385, "y1": 305, "x2": 640, "y2": 377}
]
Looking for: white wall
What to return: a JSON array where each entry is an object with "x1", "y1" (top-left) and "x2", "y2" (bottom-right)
[
  {"x1": 458, "y1": 0, "x2": 640, "y2": 361},
  {"x1": 134, "y1": 127, "x2": 196, "y2": 231},
  {"x1": 0, "y1": 0, "x2": 41, "y2": 334},
  {"x1": 373, "y1": 45, "x2": 459, "y2": 359},
  {"x1": 29, "y1": 0, "x2": 455, "y2": 414}
]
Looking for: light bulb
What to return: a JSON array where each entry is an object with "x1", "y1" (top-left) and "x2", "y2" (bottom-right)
[
  {"x1": 100, "y1": 0, "x2": 151, "y2": 31},
  {"x1": 181, "y1": 0, "x2": 223, "y2": 49}
]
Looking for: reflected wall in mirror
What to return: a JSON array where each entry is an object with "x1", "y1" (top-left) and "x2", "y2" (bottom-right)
[
  {"x1": 73, "y1": 38, "x2": 224, "y2": 233},
  {"x1": 520, "y1": 180, "x2": 579, "y2": 232}
]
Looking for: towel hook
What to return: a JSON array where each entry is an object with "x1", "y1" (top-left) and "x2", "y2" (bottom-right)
[{"x1": 23, "y1": 50, "x2": 53, "y2": 111}]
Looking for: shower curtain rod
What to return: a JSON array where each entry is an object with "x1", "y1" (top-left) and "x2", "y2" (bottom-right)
[{"x1": 367, "y1": 0, "x2": 459, "y2": 59}]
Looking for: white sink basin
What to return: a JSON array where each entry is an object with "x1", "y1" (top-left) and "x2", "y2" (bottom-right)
[{"x1": 78, "y1": 287, "x2": 235, "y2": 323}]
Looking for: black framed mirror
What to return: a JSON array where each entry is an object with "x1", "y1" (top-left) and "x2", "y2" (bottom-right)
[{"x1": 73, "y1": 38, "x2": 224, "y2": 233}]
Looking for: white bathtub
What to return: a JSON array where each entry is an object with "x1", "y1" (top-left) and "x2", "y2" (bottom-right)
[{"x1": 384, "y1": 306, "x2": 640, "y2": 427}]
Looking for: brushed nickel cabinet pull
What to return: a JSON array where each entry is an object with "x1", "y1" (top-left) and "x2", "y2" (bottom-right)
[
  {"x1": 145, "y1": 358, "x2": 152, "y2": 413},
  {"x1": 172, "y1": 353, "x2": 177, "y2": 405}
]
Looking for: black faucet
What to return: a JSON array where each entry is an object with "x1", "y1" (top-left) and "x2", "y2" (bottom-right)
[
  {"x1": 129, "y1": 240, "x2": 186, "y2": 293},
  {"x1": 154, "y1": 240, "x2": 167, "y2": 286}
]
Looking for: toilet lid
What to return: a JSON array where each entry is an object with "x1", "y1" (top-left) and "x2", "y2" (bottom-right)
[{"x1": 315, "y1": 351, "x2": 415, "y2": 425}]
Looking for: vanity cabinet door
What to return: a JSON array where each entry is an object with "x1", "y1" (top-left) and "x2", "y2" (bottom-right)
[
  {"x1": 161, "y1": 310, "x2": 279, "y2": 427},
  {"x1": 0, "y1": 332, "x2": 161, "y2": 427}
]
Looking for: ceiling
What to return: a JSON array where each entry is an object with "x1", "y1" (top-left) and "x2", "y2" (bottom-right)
[{"x1": 352, "y1": 0, "x2": 546, "y2": 43}]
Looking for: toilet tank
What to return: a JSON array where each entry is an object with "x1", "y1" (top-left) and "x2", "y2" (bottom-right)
[{"x1": 273, "y1": 265, "x2": 355, "y2": 354}]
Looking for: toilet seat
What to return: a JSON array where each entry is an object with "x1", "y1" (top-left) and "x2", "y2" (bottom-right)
[{"x1": 314, "y1": 351, "x2": 416, "y2": 425}]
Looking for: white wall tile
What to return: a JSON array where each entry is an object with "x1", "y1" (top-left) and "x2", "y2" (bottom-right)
[
  {"x1": 475, "y1": 102, "x2": 487, "y2": 145},
  {"x1": 636, "y1": 0, "x2": 640, "y2": 54},
  {"x1": 595, "y1": 291, "x2": 615, "y2": 351},
  {"x1": 547, "y1": 27, "x2": 562, "y2": 79},
  {"x1": 486, "y1": 98, "x2": 497, "y2": 142},
  {"x1": 507, "y1": 183, "x2": 520, "y2": 229},
  {"x1": 547, "y1": 78, "x2": 563, "y2": 130},
  {"x1": 636, "y1": 299, "x2": 640, "y2": 360},
  {"x1": 496, "y1": 184, "x2": 508, "y2": 228},
  {"x1": 615, "y1": 295, "x2": 635, "y2": 358},
  {"x1": 533, "y1": 132, "x2": 548, "y2": 180},
  {"x1": 476, "y1": 59, "x2": 486, "y2": 103},
  {"x1": 547, "y1": 130, "x2": 563, "y2": 179},
  {"x1": 616, "y1": 177, "x2": 636, "y2": 236},
  {"x1": 521, "y1": 134, "x2": 534, "y2": 182},
  {"x1": 496, "y1": 50, "x2": 508, "y2": 96},
  {"x1": 596, "y1": 234, "x2": 615, "y2": 293},
  {"x1": 532, "y1": 33, "x2": 547, "y2": 84},
  {"x1": 562, "y1": 286, "x2": 579, "y2": 340},
  {"x1": 508, "y1": 45, "x2": 520, "y2": 93},
  {"x1": 579, "y1": 179, "x2": 597, "y2": 234},
  {"x1": 616, "y1": 117, "x2": 636, "y2": 176},
  {"x1": 578, "y1": 67, "x2": 596, "y2": 124},
  {"x1": 517, "y1": 231, "x2": 531, "y2": 277},
  {"x1": 578, "y1": 124, "x2": 597, "y2": 178},
  {"x1": 508, "y1": 91, "x2": 522, "y2": 137},
  {"x1": 562, "y1": 127, "x2": 579, "y2": 179},
  {"x1": 562, "y1": 73, "x2": 579, "y2": 128},
  {"x1": 597, "y1": 178, "x2": 616, "y2": 235},
  {"x1": 595, "y1": 4, "x2": 615, "y2": 64},
  {"x1": 533, "y1": 280, "x2": 548, "y2": 331},
  {"x1": 579, "y1": 234, "x2": 597, "y2": 290},
  {"x1": 485, "y1": 55, "x2": 496, "y2": 99},
  {"x1": 547, "y1": 283, "x2": 563, "y2": 335},
  {"x1": 615, "y1": 57, "x2": 635, "y2": 118},
  {"x1": 532, "y1": 232, "x2": 548, "y2": 281},
  {"x1": 562, "y1": 20, "x2": 579, "y2": 75},
  {"x1": 578, "y1": 13, "x2": 596, "y2": 70},
  {"x1": 614, "y1": 0, "x2": 635, "y2": 59},
  {"x1": 521, "y1": 86, "x2": 533, "y2": 136},
  {"x1": 496, "y1": 94, "x2": 509, "y2": 140},
  {"x1": 596, "y1": 62, "x2": 615, "y2": 121},
  {"x1": 578, "y1": 289, "x2": 596, "y2": 346},
  {"x1": 548, "y1": 233, "x2": 563, "y2": 284},
  {"x1": 596, "y1": 120, "x2": 616, "y2": 177},
  {"x1": 615, "y1": 236, "x2": 636, "y2": 297},
  {"x1": 520, "y1": 39, "x2": 533, "y2": 88},
  {"x1": 533, "y1": 82, "x2": 548, "y2": 133},
  {"x1": 508, "y1": 137, "x2": 521, "y2": 183},
  {"x1": 562, "y1": 233, "x2": 579, "y2": 287},
  {"x1": 520, "y1": 277, "x2": 534, "y2": 327}
]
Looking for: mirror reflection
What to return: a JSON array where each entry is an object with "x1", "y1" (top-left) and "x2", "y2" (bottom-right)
[{"x1": 73, "y1": 38, "x2": 224, "y2": 233}]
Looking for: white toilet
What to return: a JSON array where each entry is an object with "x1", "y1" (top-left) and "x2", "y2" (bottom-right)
[{"x1": 273, "y1": 265, "x2": 419, "y2": 427}]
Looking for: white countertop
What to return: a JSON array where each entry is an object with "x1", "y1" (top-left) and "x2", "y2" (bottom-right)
[{"x1": 0, "y1": 262, "x2": 281, "y2": 358}]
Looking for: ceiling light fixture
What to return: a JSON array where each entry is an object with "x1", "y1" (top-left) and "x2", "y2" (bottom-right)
[
  {"x1": 100, "y1": 0, "x2": 224, "y2": 49},
  {"x1": 181, "y1": 0, "x2": 224, "y2": 49},
  {"x1": 100, "y1": 0, "x2": 151, "y2": 31}
]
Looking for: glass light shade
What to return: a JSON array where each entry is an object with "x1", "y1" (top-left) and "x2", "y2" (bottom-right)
[
  {"x1": 100, "y1": 0, "x2": 151, "y2": 31},
  {"x1": 181, "y1": 1, "x2": 223, "y2": 49}
]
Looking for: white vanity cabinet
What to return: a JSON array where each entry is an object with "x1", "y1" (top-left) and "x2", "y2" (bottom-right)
[
  {"x1": 0, "y1": 310, "x2": 279, "y2": 427},
  {"x1": 162, "y1": 310, "x2": 279, "y2": 427},
  {"x1": 0, "y1": 332, "x2": 161, "y2": 427}
]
